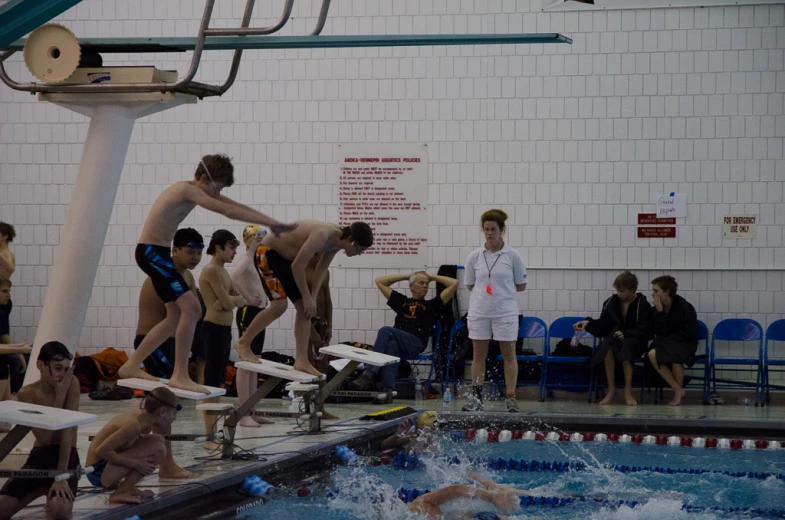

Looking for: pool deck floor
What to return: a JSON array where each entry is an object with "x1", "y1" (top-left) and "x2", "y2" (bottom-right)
[{"x1": 1, "y1": 391, "x2": 784, "y2": 519}]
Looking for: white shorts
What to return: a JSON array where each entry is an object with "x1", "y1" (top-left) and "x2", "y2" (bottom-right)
[{"x1": 467, "y1": 316, "x2": 519, "y2": 342}]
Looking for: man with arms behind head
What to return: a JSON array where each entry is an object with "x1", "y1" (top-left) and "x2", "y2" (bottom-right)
[
  {"x1": 350, "y1": 271, "x2": 458, "y2": 404},
  {"x1": 235, "y1": 220, "x2": 373, "y2": 377},
  {"x1": 0, "y1": 342, "x2": 80, "y2": 520},
  {"x1": 134, "y1": 228, "x2": 204, "y2": 380},
  {"x1": 119, "y1": 154, "x2": 296, "y2": 394}
]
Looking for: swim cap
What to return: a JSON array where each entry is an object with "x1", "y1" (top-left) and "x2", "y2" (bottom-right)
[
  {"x1": 416, "y1": 411, "x2": 438, "y2": 429},
  {"x1": 242, "y1": 224, "x2": 263, "y2": 246}
]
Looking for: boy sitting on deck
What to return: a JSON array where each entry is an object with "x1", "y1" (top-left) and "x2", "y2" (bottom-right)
[{"x1": 86, "y1": 387, "x2": 195, "y2": 504}]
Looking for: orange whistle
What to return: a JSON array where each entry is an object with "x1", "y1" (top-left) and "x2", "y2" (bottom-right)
[{"x1": 486, "y1": 285, "x2": 492, "y2": 295}]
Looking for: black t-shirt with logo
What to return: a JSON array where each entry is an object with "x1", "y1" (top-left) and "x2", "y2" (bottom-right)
[{"x1": 387, "y1": 290, "x2": 443, "y2": 347}]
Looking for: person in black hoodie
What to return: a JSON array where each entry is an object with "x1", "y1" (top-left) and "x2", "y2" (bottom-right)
[
  {"x1": 647, "y1": 275, "x2": 699, "y2": 406},
  {"x1": 574, "y1": 271, "x2": 653, "y2": 406}
]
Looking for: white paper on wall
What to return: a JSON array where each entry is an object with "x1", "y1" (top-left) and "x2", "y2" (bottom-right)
[
  {"x1": 336, "y1": 143, "x2": 428, "y2": 269},
  {"x1": 656, "y1": 193, "x2": 687, "y2": 219}
]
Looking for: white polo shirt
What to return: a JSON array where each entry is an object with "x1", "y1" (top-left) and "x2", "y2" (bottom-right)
[{"x1": 464, "y1": 243, "x2": 527, "y2": 318}]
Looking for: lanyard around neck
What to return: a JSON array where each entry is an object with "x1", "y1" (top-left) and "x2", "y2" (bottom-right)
[{"x1": 482, "y1": 248, "x2": 502, "y2": 280}]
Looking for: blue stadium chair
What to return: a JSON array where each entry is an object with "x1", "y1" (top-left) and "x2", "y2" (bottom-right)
[
  {"x1": 762, "y1": 319, "x2": 785, "y2": 406},
  {"x1": 709, "y1": 318, "x2": 764, "y2": 406},
  {"x1": 494, "y1": 316, "x2": 548, "y2": 400},
  {"x1": 408, "y1": 321, "x2": 442, "y2": 397},
  {"x1": 542, "y1": 317, "x2": 595, "y2": 402}
]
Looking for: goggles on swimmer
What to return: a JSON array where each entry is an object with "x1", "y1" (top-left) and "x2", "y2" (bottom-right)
[
  {"x1": 145, "y1": 392, "x2": 183, "y2": 413},
  {"x1": 184, "y1": 242, "x2": 205, "y2": 250}
]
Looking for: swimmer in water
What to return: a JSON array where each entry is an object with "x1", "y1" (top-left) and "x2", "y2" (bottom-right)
[
  {"x1": 380, "y1": 412, "x2": 442, "y2": 456},
  {"x1": 407, "y1": 471, "x2": 527, "y2": 519}
]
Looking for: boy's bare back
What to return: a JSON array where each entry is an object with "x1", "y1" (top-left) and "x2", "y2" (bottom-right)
[
  {"x1": 261, "y1": 220, "x2": 341, "y2": 260},
  {"x1": 86, "y1": 411, "x2": 147, "y2": 466},
  {"x1": 138, "y1": 183, "x2": 198, "y2": 247}
]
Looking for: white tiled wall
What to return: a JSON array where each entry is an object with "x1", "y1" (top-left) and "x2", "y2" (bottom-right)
[{"x1": 0, "y1": 1, "x2": 783, "y2": 373}]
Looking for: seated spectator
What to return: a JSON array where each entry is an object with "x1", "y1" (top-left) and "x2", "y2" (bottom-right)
[
  {"x1": 574, "y1": 271, "x2": 653, "y2": 406},
  {"x1": 349, "y1": 271, "x2": 458, "y2": 404},
  {"x1": 0, "y1": 276, "x2": 32, "y2": 430},
  {"x1": 647, "y1": 275, "x2": 699, "y2": 407}
]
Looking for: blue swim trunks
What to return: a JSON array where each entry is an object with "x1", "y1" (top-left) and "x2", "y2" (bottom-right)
[{"x1": 87, "y1": 459, "x2": 108, "y2": 487}]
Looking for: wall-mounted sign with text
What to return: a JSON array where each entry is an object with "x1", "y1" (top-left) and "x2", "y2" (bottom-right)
[
  {"x1": 723, "y1": 215, "x2": 757, "y2": 239},
  {"x1": 336, "y1": 143, "x2": 428, "y2": 268},
  {"x1": 638, "y1": 227, "x2": 677, "y2": 239}
]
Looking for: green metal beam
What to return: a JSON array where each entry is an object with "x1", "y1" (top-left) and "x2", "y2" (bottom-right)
[
  {"x1": 4, "y1": 33, "x2": 571, "y2": 54},
  {"x1": 0, "y1": 0, "x2": 85, "y2": 51}
]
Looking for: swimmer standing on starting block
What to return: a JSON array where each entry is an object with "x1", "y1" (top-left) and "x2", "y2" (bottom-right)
[
  {"x1": 86, "y1": 387, "x2": 193, "y2": 505},
  {"x1": 118, "y1": 154, "x2": 296, "y2": 394},
  {"x1": 235, "y1": 220, "x2": 373, "y2": 377},
  {"x1": 0, "y1": 342, "x2": 80, "y2": 520}
]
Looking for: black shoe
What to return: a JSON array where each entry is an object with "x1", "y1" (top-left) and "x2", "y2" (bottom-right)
[
  {"x1": 372, "y1": 389, "x2": 394, "y2": 405},
  {"x1": 349, "y1": 373, "x2": 374, "y2": 391}
]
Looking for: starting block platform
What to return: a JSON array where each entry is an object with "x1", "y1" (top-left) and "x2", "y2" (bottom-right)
[
  {"x1": 117, "y1": 378, "x2": 226, "y2": 400},
  {"x1": 235, "y1": 359, "x2": 325, "y2": 383},
  {"x1": 0, "y1": 401, "x2": 97, "y2": 461},
  {"x1": 217, "y1": 346, "x2": 400, "y2": 457}
]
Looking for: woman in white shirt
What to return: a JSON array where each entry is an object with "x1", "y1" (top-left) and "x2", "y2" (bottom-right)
[{"x1": 462, "y1": 209, "x2": 527, "y2": 413}]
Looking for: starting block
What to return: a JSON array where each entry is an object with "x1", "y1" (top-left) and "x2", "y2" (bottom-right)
[
  {"x1": 313, "y1": 344, "x2": 400, "y2": 407},
  {"x1": 0, "y1": 401, "x2": 97, "y2": 462},
  {"x1": 117, "y1": 378, "x2": 226, "y2": 400},
  {"x1": 219, "y1": 347, "x2": 398, "y2": 458}
]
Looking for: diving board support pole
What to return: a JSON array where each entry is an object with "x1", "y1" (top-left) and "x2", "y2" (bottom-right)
[
  {"x1": 0, "y1": 424, "x2": 31, "y2": 461},
  {"x1": 24, "y1": 93, "x2": 195, "y2": 385}
]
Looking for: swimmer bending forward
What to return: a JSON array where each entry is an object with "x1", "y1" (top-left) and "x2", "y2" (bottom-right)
[{"x1": 119, "y1": 154, "x2": 295, "y2": 394}]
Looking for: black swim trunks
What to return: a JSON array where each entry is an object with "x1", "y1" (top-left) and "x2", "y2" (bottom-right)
[
  {"x1": 236, "y1": 305, "x2": 267, "y2": 356},
  {"x1": 0, "y1": 445, "x2": 80, "y2": 500},
  {"x1": 254, "y1": 245, "x2": 302, "y2": 304},
  {"x1": 135, "y1": 244, "x2": 189, "y2": 303},
  {"x1": 133, "y1": 335, "x2": 176, "y2": 379}
]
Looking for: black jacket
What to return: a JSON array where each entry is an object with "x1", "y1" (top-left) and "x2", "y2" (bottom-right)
[
  {"x1": 653, "y1": 294, "x2": 699, "y2": 345},
  {"x1": 585, "y1": 293, "x2": 653, "y2": 343}
]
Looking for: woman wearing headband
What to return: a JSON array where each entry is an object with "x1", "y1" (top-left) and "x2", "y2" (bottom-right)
[{"x1": 462, "y1": 209, "x2": 527, "y2": 414}]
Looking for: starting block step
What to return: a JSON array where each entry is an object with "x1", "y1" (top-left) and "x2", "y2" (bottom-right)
[
  {"x1": 117, "y1": 378, "x2": 226, "y2": 400},
  {"x1": 320, "y1": 344, "x2": 399, "y2": 367},
  {"x1": 196, "y1": 403, "x2": 234, "y2": 411},
  {"x1": 235, "y1": 359, "x2": 325, "y2": 383},
  {"x1": 285, "y1": 382, "x2": 319, "y2": 392},
  {"x1": 0, "y1": 401, "x2": 97, "y2": 430}
]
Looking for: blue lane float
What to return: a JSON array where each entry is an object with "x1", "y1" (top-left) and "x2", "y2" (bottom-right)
[
  {"x1": 393, "y1": 452, "x2": 785, "y2": 482},
  {"x1": 397, "y1": 488, "x2": 785, "y2": 518}
]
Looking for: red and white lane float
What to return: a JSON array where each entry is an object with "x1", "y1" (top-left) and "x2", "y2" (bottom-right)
[{"x1": 460, "y1": 428, "x2": 781, "y2": 449}]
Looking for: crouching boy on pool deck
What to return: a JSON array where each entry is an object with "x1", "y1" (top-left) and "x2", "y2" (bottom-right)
[
  {"x1": 0, "y1": 342, "x2": 80, "y2": 520},
  {"x1": 86, "y1": 387, "x2": 194, "y2": 504}
]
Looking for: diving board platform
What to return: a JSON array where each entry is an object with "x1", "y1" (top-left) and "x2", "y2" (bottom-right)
[
  {"x1": 0, "y1": 400, "x2": 97, "y2": 460},
  {"x1": 117, "y1": 378, "x2": 226, "y2": 400},
  {"x1": 3, "y1": 33, "x2": 573, "y2": 54}
]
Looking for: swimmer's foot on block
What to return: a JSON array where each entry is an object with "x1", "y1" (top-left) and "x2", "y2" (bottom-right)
[
  {"x1": 118, "y1": 378, "x2": 226, "y2": 400},
  {"x1": 117, "y1": 363, "x2": 159, "y2": 383}
]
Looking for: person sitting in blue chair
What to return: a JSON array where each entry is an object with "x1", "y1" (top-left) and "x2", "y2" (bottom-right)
[
  {"x1": 574, "y1": 271, "x2": 653, "y2": 406},
  {"x1": 349, "y1": 271, "x2": 458, "y2": 404},
  {"x1": 647, "y1": 275, "x2": 700, "y2": 407}
]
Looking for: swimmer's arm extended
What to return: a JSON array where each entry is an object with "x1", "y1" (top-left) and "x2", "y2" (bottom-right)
[
  {"x1": 291, "y1": 230, "x2": 331, "y2": 316},
  {"x1": 185, "y1": 186, "x2": 293, "y2": 235},
  {"x1": 414, "y1": 485, "x2": 500, "y2": 511},
  {"x1": 467, "y1": 472, "x2": 529, "y2": 496},
  {"x1": 0, "y1": 341, "x2": 32, "y2": 354},
  {"x1": 380, "y1": 417, "x2": 415, "y2": 451},
  {"x1": 310, "y1": 250, "x2": 337, "y2": 301}
]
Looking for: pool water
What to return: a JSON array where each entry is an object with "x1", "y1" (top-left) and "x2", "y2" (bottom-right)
[{"x1": 245, "y1": 434, "x2": 785, "y2": 519}]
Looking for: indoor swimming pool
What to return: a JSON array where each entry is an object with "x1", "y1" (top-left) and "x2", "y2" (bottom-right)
[{"x1": 243, "y1": 429, "x2": 785, "y2": 520}]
